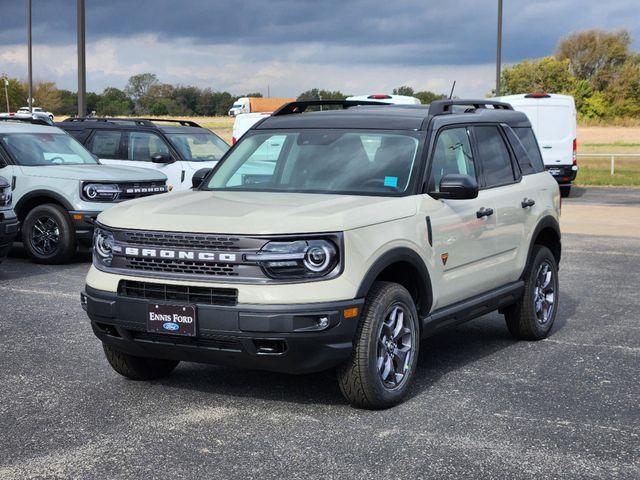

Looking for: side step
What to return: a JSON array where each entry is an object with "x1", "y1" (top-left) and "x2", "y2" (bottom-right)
[{"x1": 421, "y1": 281, "x2": 524, "y2": 337}]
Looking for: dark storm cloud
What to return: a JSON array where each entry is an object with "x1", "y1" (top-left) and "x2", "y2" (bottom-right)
[{"x1": 1, "y1": 0, "x2": 638, "y2": 67}]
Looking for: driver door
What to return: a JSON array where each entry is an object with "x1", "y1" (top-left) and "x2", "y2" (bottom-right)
[{"x1": 421, "y1": 126, "x2": 499, "y2": 309}]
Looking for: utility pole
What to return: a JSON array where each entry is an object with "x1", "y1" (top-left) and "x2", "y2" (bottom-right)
[
  {"x1": 3, "y1": 77, "x2": 10, "y2": 113},
  {"x1": 27, "y1": 0, "x2": 33, "y2": 112},
  {"x1": 77, "y1": 0, "x2": 86, "y2": 117},
  {"x1": 495, "y1": 0, "x2": 503, "y2": 96}
]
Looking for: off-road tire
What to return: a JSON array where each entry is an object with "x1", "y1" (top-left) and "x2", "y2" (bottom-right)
[
  {"x1": 103, "y1": 344, "x2": 179, "y2": 381},
  {"x1": 504, "y1": 245, "x2": 559, "y2": 340},
  {"x1": 338, "y1": 281, "x2": 420, "y2": 409},
  {"x1": 21, "y1": 203, "x2": 76, "y2": 264}
]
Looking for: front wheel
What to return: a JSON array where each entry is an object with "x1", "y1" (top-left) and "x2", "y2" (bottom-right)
[
  {"x1": 338, "y1": 282, "x2": 420, "y2": 409},
  {"x1": 103, "y1": 344, "x2": 179, "y2": 381},
  {"x1": 504, "y1": 245, "x2": 559, "y2": 340},
  {"x1": 21, "y1": 204, "x2": 77, "y2": 264}
]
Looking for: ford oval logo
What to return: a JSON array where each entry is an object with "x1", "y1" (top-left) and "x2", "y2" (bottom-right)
[{"x1": 163, "y1": 322, "x2": 179, "y2": 332}]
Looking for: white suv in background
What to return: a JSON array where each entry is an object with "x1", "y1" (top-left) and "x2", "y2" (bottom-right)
[{"x1": 0, "y1": 118, "x2": 168, "y2": 264}]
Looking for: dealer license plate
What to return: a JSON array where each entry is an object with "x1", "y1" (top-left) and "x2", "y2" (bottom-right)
[{"x1": 147, "y1": 303, "x2": 196, "y2": 336}]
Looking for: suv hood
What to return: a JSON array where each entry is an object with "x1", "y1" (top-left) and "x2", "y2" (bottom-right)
[
  {"x1": 18, "y1": 164, "x2": 165, "y2": 182},
  {"x1": 98, "y1": 190, "x2": 418, "y2": 234}
]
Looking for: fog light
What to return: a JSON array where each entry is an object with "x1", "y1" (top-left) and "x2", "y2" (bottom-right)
[{"x1": 317, "y1": 316, "x2": 330, "y2": 329}]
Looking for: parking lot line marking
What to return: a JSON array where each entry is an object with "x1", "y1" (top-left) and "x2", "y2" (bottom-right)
[
  {"x1": 0, "y1": 286, "x2": 77, "y2": 299},
  {"x1": 564, "y1": 249, "x2": 640, "y2": 257},
  {"x1": 543, "y1": 338, "x2": 639, "y2": 353}
]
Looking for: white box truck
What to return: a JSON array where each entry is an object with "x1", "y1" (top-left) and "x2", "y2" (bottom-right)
[{"x1": 494, "y1": 93, "x2": 578, "y2": 197}]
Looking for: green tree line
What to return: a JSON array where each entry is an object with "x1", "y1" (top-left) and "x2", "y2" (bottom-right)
[{"x1": 499, "y1": 29, "x2": 640, "y2": 120}]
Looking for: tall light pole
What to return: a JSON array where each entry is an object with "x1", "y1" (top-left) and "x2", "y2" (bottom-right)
[
  {"x1": 77, "y1": 0, "x2": 86, "y2": 117},
  {"x1": 27, "y1": 0, "x2": 33, "y2": 112},
  {"x1": 495, "y1": 0, "x2": 503, "y2": 96},
  {"x1": 3, "y1": 78, "x2": 10, "y2": 113}
]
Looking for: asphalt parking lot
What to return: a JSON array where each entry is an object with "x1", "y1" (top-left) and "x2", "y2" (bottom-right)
[{"x1": 1, "y1": 189, "x2": 639, "y2": 479}]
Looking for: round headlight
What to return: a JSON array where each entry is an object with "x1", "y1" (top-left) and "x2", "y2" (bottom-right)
[
  {"x1": 304, "y1": 245, "x2": 331, "y2": 272},
  {"x1": 85, "y1": 184, "x2": 98, "y2": 199},
  {"x1": 94, "y1": 228, "x2": 114, "y2": 262}
]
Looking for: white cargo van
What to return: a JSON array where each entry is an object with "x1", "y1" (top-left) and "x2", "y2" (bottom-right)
[{"x1": 494, "y1": 93, "x2": 577, "y2": 197}]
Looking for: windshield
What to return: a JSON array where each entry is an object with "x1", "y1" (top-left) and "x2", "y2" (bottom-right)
[
  {"x1": 0, "y1": 132, "x2": 98, "y2": 166},
  {"x1": 167, "y1": 132, "x2": 229, "y2": 162},
  {"x1": 204, "y1": 130, "x2": 422, "y2": 195}
]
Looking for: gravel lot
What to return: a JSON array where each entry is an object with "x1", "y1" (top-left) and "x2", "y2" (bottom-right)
[{"x1": 1, "y1": 192, "x2": 639, "y2": 479}]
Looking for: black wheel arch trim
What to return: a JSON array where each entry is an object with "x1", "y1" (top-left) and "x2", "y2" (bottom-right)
[
  {"x1": 15, "y1": 190, "x2": 74, "y2": 219},
  {"x1": 356, "y1": 247, "x2": 433, "y2": 315},
  {"x1": 526, "y1": 215, "x2": 561, "y2": 272}
]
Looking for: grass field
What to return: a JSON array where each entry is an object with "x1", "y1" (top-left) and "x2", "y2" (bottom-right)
[
  {"x1": 576, "y1": 126, "x2": 640, "y2": 186},
  {"x1": 55, "y1": 115, "x2": 640, "y2": 186}
]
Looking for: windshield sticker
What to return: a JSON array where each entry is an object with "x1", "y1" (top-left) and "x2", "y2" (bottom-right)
[{"x1": 384, "y1": 176, "x2": 398, "y2": 188}]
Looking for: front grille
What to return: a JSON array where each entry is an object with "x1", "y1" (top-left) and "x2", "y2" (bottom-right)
[
  {"x1": 120, "y1": 231, "x2": 242, "y2": 250},
  {"x1": 124, "y1": 258, "x2": 239, "y2": 276},
  {"x1": 131, "y1": 331, "x2": 242, "y2": 351},
  {"x1": 117, "y1": 181, "x2": 167, "y2": 200},
  {"x1": 118, "y1": 280, "x2": 238, "y2": 306}
]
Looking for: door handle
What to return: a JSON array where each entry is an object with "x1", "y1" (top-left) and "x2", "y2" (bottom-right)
[
  {"x1": 476, "y1": 207, "x2": 494, "y2": 218},
  {"x1": 521, "y1": 198, "x2": 536, "y2": 208}
]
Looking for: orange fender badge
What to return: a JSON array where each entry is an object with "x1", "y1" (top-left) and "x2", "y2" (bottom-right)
[{"x1": 441, "y1": 253, "x2": 449, "y2": 266}]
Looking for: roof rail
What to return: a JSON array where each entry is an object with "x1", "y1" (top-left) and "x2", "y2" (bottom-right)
[
  {"x1": 61, "y1": 117, "x2": 156, "y2": 126},
  {"x1": 61, "y1": 117, "x2": 202, "y2": 127},
  {"x1": 428, "y1": 99, "x2": 513, "y2": 116},
  {"x1": 0, "y1": 115, "x2": 54, "y2": 126},
  {"x1": 137, "y1": 118, "x2": 202, "y2": 127},
  {"x1": 272, "y1": 99, "x2": 390, "y2": 116}
]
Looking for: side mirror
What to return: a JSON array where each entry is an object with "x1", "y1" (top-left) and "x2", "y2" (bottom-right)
[
  {"x1": 151, "y1": 154, "x2": 175, "y2": 164},
  {"x1": 192, "y1": 168, "x2": 212, "y2": 189},
  {"x1": 431, "y1": 174, "x2": 478, "y2": 200}
]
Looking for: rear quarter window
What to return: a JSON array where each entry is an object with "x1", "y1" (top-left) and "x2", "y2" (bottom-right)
[{"x1": 513, "y1": 127, "x2": 545, "y2": 173}]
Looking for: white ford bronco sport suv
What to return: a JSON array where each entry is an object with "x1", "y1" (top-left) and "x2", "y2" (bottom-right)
[
  {"x1": 0, "y1": 118, "x2": 169, "y2": 264},
  {"x1": 82, "y1": 99, "x2": 561, "y2": 409}
]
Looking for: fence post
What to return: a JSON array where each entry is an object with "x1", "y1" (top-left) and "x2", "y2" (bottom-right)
[{"x1": 610, "y1": 155, "x2": 615, "y2": 175}]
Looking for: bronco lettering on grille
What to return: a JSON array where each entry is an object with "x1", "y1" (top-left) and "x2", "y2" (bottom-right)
[{"x1": 123, "y1": 246, "x2": 238, "y2": 263}]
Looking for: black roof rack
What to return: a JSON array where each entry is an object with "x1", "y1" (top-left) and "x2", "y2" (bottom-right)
[
  {"x1": 60, "y1": 117, "x2": 202, "y2": 127},
  {"x1": 428, "y1": 99, "x2": 513, "y2": 116},
  {"x1": 137, "y1": 118, "x2": 202, "y2": 127},
  {"x1": 62, "y1": 117, "x2": 155, "y2": 126},
  {"x1": 0, "y1": 115, "x2": 54, "y2": 126},
  {"x1": 272, "y1": 100, "x2": 390, "y2": 116}
]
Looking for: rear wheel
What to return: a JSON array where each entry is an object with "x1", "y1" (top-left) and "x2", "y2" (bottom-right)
[
  {"x1": 338, "y1": 282, "x2": 420, "y2": 409},
  {"x1": 21, "y1": 204, "x2": 76, "y2": 264},
  {"x1": 504, "y1": 245, "x2": 559, "y2": 340},
  {"x1": 103, "y1": 344, "x2": 179, "y2": 381},
  {"x1": 560, "y1": 185, "x2": 571, "y2": 198}
]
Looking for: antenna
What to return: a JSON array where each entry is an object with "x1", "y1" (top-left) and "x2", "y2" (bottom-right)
[{"x1": 449, "y1": 81, "x2": 456, "y2": 99}]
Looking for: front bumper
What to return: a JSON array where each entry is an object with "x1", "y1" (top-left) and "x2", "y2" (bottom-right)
[
  {"x1": 69, "y1": 211, "x2": 100, "y2": 245},
  {"x1": 0, "y1": 210, "x2": 19, "y2": 261},
  {"x1": 81, "y1": 285, "x2": 364, "y2": 374},
  {"x1": 546, "y1": 165, "x2": 577, "y2": 185}
]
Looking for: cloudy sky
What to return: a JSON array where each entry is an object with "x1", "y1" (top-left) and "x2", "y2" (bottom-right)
[{"x1": 1, "y1": 0, "x2": 639, "y2": 97}]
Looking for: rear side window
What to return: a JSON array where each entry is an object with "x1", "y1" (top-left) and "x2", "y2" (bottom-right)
[
  {"x1": 474, "y1": 126, "x2": 516, "y2": 187},
  {"x1": 89, "y1": 131, "x2": 122, "y2": 159},
  {"x1": 513, "y1": 128, "x2": 545, "y2": 173}
]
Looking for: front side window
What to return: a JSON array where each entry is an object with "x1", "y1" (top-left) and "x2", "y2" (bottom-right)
[
  {"x1": 204, "y1": 130, "x2": 422, "y2": 195},
  {"x1": 89, "y1": 130, "x2": 122, "y2": 159},
  {"x1": 0, "y1": 133, "x2": 98, "y2": 166},
  {"x1": 127, "y1": 132, "x2": 170, "y2": 162},
  {"x1": 429, "y1": 127, "x2": 476, "y2": 192},
  {"x1": 474, "y1": 126, "x2": 516, "y2": 187},
  {"x1": 166, "y1": 132, "x2": 228, "y2": 162}
]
